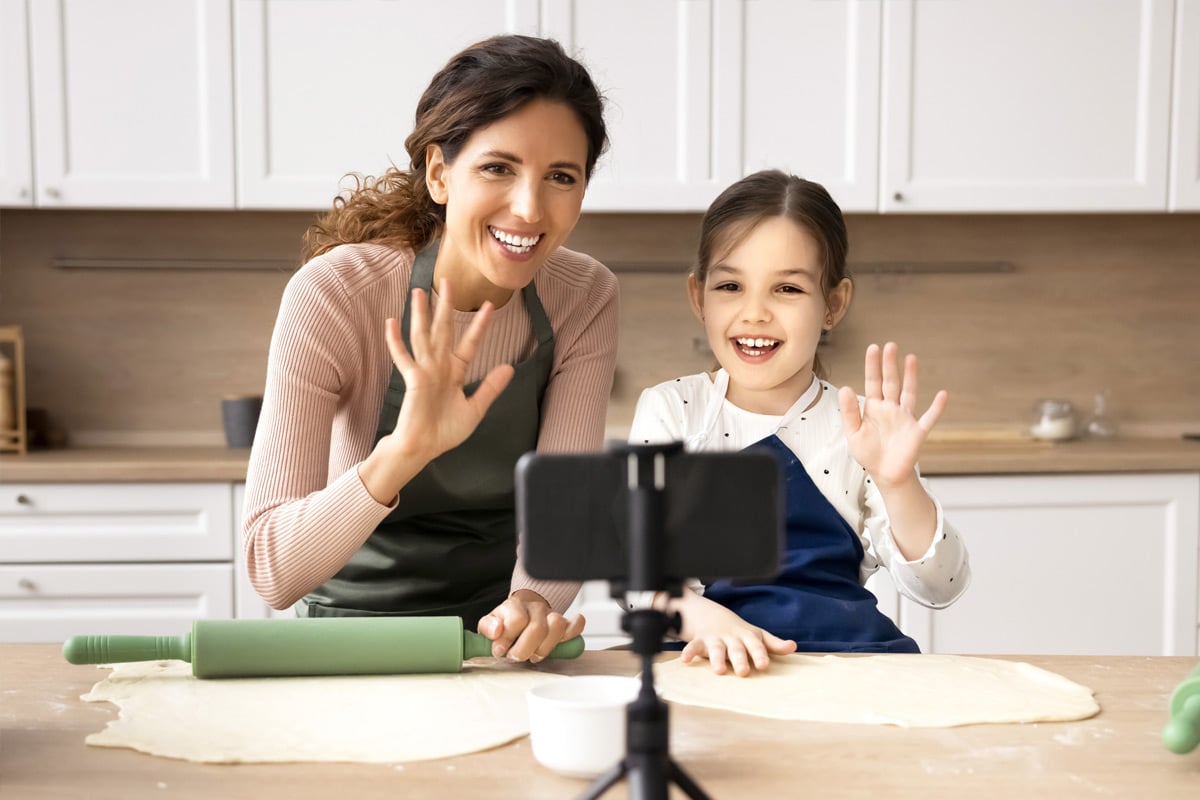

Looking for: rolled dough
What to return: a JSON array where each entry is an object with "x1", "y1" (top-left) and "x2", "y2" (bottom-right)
[
  {"x1": 80, "y1": 660, "x2": 566, "y2": 764},
  {"x1": 653, "y1": 654, "x2": 1100, "y2": 727}
]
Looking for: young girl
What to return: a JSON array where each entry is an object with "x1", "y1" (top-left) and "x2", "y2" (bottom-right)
[{"x1": 628, "y1": 169, "x2": 970, "y2": 676}]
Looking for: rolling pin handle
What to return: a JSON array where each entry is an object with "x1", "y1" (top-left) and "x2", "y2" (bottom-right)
[
  {"x1": 62, "y1": 634, "x2": 193, "y2": 665},
  {"x1": 1163, "y1": 693, "x2": 1200, "y2": 754}
]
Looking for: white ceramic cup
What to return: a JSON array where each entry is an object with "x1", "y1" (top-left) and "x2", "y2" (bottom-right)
[{"x1": 526, "y1": 675, "x2": 641, "y2": 778}]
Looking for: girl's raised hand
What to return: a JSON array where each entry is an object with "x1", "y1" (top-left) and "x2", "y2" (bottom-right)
[
  {"x1": 384, "y1": 279, "x2": 515, "y2": 462},
  {"x1": 837, "y1": 342, "x2": 947, "y2": 490}
]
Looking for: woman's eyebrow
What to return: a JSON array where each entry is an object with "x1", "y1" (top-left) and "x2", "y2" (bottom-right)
[{"x1": 478, "y1": 150, "x2": 583, "y2": 173}]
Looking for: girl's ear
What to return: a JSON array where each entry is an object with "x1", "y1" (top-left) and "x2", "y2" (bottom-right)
[
  {"x1": 426, "y1": 144, "x2": 449, "y2": 205},
  {"x1": 825, "y1": 277, "x2": 854, "y2": 329},
  {"x1": 687, "y1": 273, "x2": 706, "y2": 322}
]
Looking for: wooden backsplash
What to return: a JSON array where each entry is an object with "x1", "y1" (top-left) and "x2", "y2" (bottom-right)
[{"x1": 1, "y1": 209, "x2": 1197, "y2": 446}]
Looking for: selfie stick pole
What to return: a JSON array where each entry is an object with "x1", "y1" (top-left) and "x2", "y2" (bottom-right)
[{"x1": 578, "y1": 443, "x2": 712, "y2": 800}]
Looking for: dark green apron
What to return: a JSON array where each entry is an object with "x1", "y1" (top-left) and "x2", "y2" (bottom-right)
[{"x1": 303, "y1": 240, "x2": 555, "y2": 631}]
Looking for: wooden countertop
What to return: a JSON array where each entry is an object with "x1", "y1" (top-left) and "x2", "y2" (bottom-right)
[
  {"x1": 2, "y1": 436, "x2": 1199, "y2": 482},
  {"x1": 1, "y1": 645, "x2": 1197, "y2": 799}
]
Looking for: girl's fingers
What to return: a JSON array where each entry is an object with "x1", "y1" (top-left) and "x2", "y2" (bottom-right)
[
  {"x1": 706, "y1": 640, "x2": 729, "y2": 675},
  {"x1": 725, "y1": 638, "x2": 752, "y2": 677},
  {"x1": 899, "y1": 353, "x2": 919, "y2": 415},
  {"x1": 837, "y1": 386, "x2": 864, "y2": 435},
  {"x1": 863, "y1": 343, "x2": 883, "y2": 399},
  {"x1": 742, "y1": 634, "x2": 772, "y2": 670},
  {"x1": 880, "y1": 341, "x2": 900, "y2": 402},
  {"x1": 766, "y1": 634, "x2": 798, "y2": 656},
  {"x1": 918, "y1": 389, "x2": 950, "y2": 431}
]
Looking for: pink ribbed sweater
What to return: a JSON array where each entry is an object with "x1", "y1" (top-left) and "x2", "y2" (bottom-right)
[{"x1": 242, "y1": 241, "x2": 619, "y2": 612}]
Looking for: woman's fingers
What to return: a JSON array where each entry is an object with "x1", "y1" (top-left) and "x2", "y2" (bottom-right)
[{"x1": 385, "y1": 317, "x2": 413, "y2": 370}]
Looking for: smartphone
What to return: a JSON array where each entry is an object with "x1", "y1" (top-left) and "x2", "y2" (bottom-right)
[{"x1": 515, "y1": 446, "x2": 783, "y2": 586}]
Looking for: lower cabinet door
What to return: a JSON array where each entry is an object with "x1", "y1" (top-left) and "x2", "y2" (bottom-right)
[{"x1": 0, "y1": 563, "x2": 234, "y2": 643}]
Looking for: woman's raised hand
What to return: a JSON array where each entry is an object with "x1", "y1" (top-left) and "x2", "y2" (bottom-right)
[
  {"x1": 384, "y1": 279, "x2": 515, "y2": 462},
  {"x1": 837, "y1": 342, "x2": 947, "y2": 490}
]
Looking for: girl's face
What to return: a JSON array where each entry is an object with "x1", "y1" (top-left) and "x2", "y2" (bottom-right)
[
  {"x1": 689, "y1": 215, "x2": 850, "y2": 415},
  {"x1": 426, "y1": 98, "x2": 589, "y2": 310}
]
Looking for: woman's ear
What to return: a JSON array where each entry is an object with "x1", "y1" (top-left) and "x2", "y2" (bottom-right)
[
  {"x1": 425, "y1": 144, "x2": 449, "y2": 205},
  {"x1": 687, "y1": 273, "x2": 706, "y2": 323},
  {"x1": 825, "y1": 277, "x2": 853, "y2": 329}
]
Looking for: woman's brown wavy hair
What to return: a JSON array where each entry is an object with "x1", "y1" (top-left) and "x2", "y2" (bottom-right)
[{"x1": 301, "y1": 35, "x2": 608, "y2": 263}]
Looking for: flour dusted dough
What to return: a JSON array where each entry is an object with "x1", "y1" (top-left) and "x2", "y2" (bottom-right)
[
  {"x1": 654, "y1": 654, "x2": 1099, "y2": 727},
  {"x1": 81, "y1": 660, "x2": 566, "y2": 764}
]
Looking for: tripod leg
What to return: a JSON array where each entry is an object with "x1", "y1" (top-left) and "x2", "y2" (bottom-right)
[
  {"x1": 576, "y1": 759, "x2": 627, "y2": 800},
  {"x1": 627, "y1": 752, "x2": 670, "y2": 800},
  {"x1": 668, "y1": 758, "x2": 714, "y2": 800}
]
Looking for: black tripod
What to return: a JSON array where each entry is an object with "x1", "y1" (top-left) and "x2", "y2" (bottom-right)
[{"x1": 577, "y1": 444, "x2": 712, "y2": 800}]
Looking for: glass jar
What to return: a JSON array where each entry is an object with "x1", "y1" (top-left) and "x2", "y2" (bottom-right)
[{"x1": 1030, "y1": 399, "x2": 1078, "y2": 441}]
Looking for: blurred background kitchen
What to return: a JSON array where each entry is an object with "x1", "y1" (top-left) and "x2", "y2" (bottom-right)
[{"x1": 1, "y1": 1, "x2": 1199, "y2": 655}]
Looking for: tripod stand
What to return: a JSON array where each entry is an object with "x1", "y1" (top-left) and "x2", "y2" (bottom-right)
[{"x1": 577, "y1": 444, "x2": 712, "y2": 800}]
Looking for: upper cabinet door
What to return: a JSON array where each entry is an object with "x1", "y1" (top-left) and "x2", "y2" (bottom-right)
[
  {"x1": 234, "y1": 0, "x2": 539, "y2": 210},
  {"x1": 544, "y1": 0, "x2": 734, "y2": 212},
  {"x1": 881, "y1": 0, "x2": 1174, "y2": 212},
  {"x1": 27, "y1": 0, "x2": 235, "y2": 208},
  {"x1": 0, "y1": 0, "x2": 32, "y2": 207},
  {"x1": 1171, "y1": 0, "x2": 1200, "y2": 210},
  {"x1": 738, "y1": 0, "x2": 881, "y2": 212}
]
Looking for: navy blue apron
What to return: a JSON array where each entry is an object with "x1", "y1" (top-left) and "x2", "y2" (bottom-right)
[{"x1": 703, "y1": 434, "x2": 919, "y2": 653}]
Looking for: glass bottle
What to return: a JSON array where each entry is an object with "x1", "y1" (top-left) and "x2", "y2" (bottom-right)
[
  {"x1": 1085, "y1": 390, "x2": 1118, "y2": 439},
  {"x1": 1030, "y1": 399, "x2": 1077, "y2": 441}
]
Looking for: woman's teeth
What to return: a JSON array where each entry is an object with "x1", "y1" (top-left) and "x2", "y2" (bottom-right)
[
  {"x1": 489, "y1": 226, "x2": 541, "y2": 254},
  {"x1": 735, "y1": 337, "x2": 780, "y2": 356}
]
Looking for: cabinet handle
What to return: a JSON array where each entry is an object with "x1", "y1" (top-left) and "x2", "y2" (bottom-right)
[
  {"x1": 15, "y1": 494, "x2": 32, "y2": 506},
  {"x1": 45, "y1": 187, "x2": 62, "y2": 199},
  {"x1": 893, "y1": 191, "x2": 905, "y2": 202},
  {"x1": 19, "y1": 187, "x2": 29, "y2": 199},
  {"x1": 17, "y1": 578, "x2": 36, "y2": 592}
]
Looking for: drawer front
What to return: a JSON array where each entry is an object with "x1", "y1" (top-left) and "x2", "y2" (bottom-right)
[
  {"x1": 0, "y1": 483, "x2": 233, "y2": 562},
  {"x1": 0, "y1": 563, "x2": 234, "y2": 643}
]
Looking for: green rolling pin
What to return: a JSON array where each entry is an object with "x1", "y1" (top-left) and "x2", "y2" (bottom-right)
[
  {"x1": 1163, "y1": 661, "x2": 1200, "y2": 754},
  {"x1": 62, "y1": 616, "x2": 584, "y2": 679}
]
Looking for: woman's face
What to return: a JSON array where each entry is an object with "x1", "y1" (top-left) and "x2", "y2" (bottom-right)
[{"x1": 426, "y1": 98, "x2": 589, "y2": 309}]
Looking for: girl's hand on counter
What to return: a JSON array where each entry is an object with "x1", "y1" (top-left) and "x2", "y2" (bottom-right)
[
  {"x1": 478, "y1": 589, "x2": 586, "y2": 663},
  {"x1": 676, "y1": 591, "x2": 796, "y2": 677}
]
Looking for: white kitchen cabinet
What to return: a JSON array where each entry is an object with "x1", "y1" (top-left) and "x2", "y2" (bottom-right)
[
  {"x1": 26, "y1": 0, "x2": 234, "y2": 208},
  {"x1": 1171, "y1": 0, "x2": 1200, "y2": 210},
  {"x1": 233, "y1": 0, "x2": 539, "y2": 209},
  {"x1": 0, "y1": 0, "x2": 32, "y2": 207},
  {"x1": 543, "y1": 0, "x2": 737, "y2": 212},
  {"x1": 879, "y1": 0, "x2": 1175, "y2": 212},
  {"x1": 0, "y1": 482, "x2": 236, "y2": 642},
  {"x1": 902, "y1": 473, "x2": 1200, "y2": 657},
  {"x1": 735, "y1": 0, "x2": 882, "y2": 212}
]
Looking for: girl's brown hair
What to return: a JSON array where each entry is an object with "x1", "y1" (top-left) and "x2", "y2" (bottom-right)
[
  {"x1": 694, "y1": 169, "x2": 851, "y2": 379},
  {"x1": 301, "y1": 35, "x2": 608, "y2": 262}
]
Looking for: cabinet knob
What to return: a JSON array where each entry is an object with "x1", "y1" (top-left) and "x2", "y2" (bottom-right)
[
  {"x1": 45, "y1": 187, "x2": 62, "y2": 199},
  {"x1": 18, "y1": 187, "x2": 29, "y2": 199},
  {"x1": 893, "y1": 191, "x2": 905, "y2": 202},
  {"x1": 15, "y1": 494, "x2": 32, "y2": 506},
  {"x1": 17, "y1": 578, "x2": 36, "y2": 592}
]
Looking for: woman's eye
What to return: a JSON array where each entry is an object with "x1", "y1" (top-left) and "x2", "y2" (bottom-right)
[
  {"x1": 549, "y1": 171, "x2": 577, "y2": 185},
  {"x1": 481, "y1": 163, "x2": 511, "y2": 176}
]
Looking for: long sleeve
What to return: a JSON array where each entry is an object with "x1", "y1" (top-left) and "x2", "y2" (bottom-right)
[{"x1": 509, "y1": 256, "x2": 620, "y2": 613}]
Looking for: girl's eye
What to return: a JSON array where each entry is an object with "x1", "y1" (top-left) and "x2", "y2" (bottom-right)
[
  {"x1": 779, "y1": 285, "x2": 804, "y2": 294},
  {"x1": 712, "y1": 282, "x2": 739, "y2": 292},
  {"x1": 549, "y1": 171, "x2": 578, "y2": 185}
]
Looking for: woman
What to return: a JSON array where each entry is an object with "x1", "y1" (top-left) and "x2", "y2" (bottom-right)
[{"x1": 242, "y1": 34, "x2": 617, "y2": 665}]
